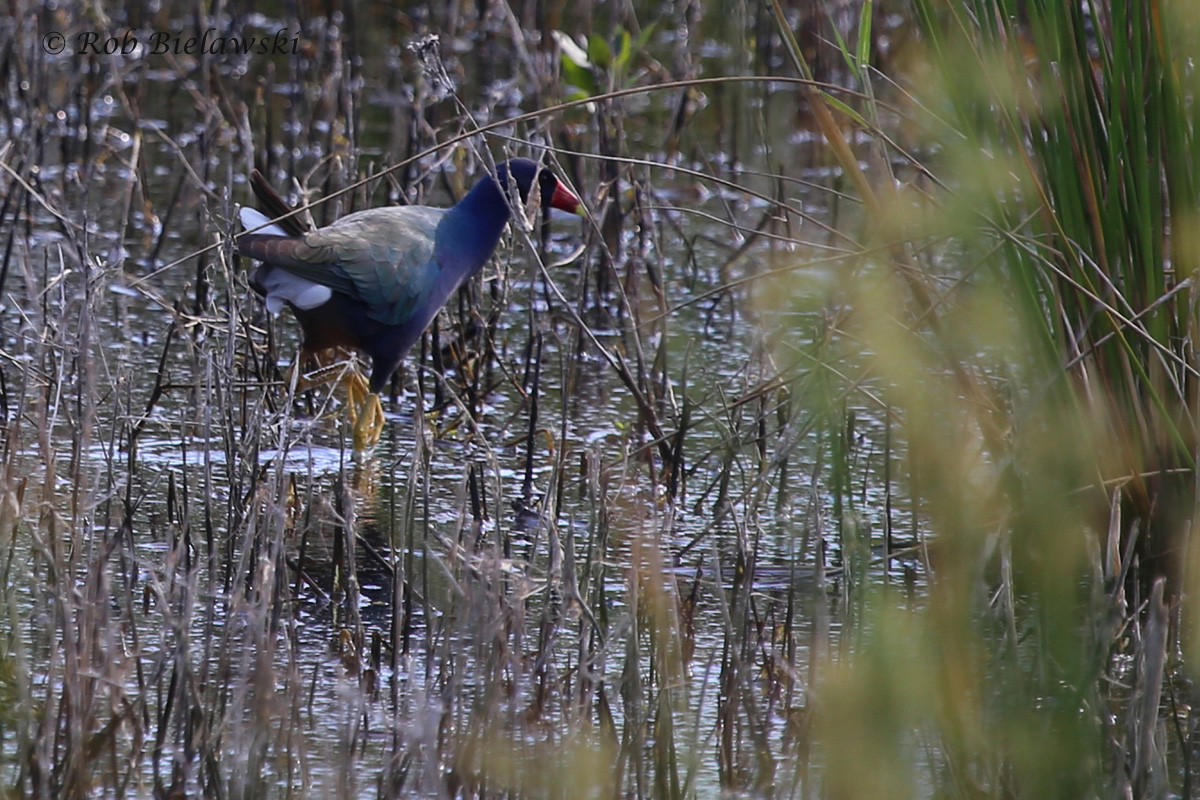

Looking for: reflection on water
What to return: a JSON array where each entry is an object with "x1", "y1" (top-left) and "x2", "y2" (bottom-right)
[{"x1": 90, "y1": 437, "x2": 349, "y2": 473}]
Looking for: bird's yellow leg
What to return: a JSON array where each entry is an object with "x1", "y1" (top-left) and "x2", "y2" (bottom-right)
[
  {"x1": 284, "y1": 349, "x2": 383, "y2": 448},
  {"x1": 349, "y1": 387, "x2": 385, "y2": 450},
  {"x1": 341, "y1": 367, "x2": 370, "y2": 415},
  {"x1": 338, "y1": 366, "x2": 384, "y2": 448},
  {"x1": 291, "y1": 348, "x2": 360, "y2": 392},
  {"x1": 323, "y1": 360, "x2": 384, "y2": 449}
]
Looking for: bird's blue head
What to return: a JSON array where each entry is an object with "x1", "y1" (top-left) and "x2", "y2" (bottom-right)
[{"x1": 496, "y1": 158, "x2": 584, "y2": 216}]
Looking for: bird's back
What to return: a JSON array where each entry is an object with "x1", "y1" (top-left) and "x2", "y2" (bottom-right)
[{"x1": 238, "y1": 205, "x2": 447, "y2": 327}]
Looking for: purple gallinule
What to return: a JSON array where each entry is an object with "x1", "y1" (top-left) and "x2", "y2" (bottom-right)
[{"x1": 237, "y1": 158, "x2": 584, "y2": 448}]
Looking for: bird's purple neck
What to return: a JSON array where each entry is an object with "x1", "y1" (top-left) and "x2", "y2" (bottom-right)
[{"x1": 436, "y1": 172, "x2": 515, "y2": 282}]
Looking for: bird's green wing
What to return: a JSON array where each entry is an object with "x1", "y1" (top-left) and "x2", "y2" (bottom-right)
[{"x1": 256, "y1": 206, "x2": 445, "y2": 327}]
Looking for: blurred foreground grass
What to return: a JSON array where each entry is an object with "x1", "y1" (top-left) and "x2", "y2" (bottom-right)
[{"x1": 789, "y1": 0, "x2": 1200, "y2": 795}]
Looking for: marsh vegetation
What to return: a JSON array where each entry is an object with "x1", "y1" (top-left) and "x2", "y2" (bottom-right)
[{"x1": 0, "y1": 0, "x2": 1198, "y2": 797}]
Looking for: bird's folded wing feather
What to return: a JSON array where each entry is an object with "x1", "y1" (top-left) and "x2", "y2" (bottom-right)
[{"x1": 243, "y1": 207, "x2": 445, "y2": 327}]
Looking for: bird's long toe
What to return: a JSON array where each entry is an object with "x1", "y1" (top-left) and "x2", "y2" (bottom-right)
[
  {"x1": 342, "y1": 368, "x2": 371, "y2": 415},
  {"x1": 352, "y1": 392, "x2": 385, "y2": 450}
]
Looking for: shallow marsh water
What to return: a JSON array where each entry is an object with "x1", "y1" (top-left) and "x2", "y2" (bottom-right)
[{"x1": 0, "y1": 1, "x2": 927, "y2": 796}]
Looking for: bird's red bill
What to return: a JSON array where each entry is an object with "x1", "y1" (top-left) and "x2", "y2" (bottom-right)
[{"x1": 551, "y1": 181, "x2": 584, "y2": 215}]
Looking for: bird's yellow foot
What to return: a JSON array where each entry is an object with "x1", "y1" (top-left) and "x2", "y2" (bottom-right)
[
  {"x1": 285, "y1": 351, "x2": 384, "y2": 449},
  {"x1": 340, "y1": 366, "x2": 370, "y2": 411},
  {"x1": 345, "y1": 376, "x2": 385, "y2": 450}
]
